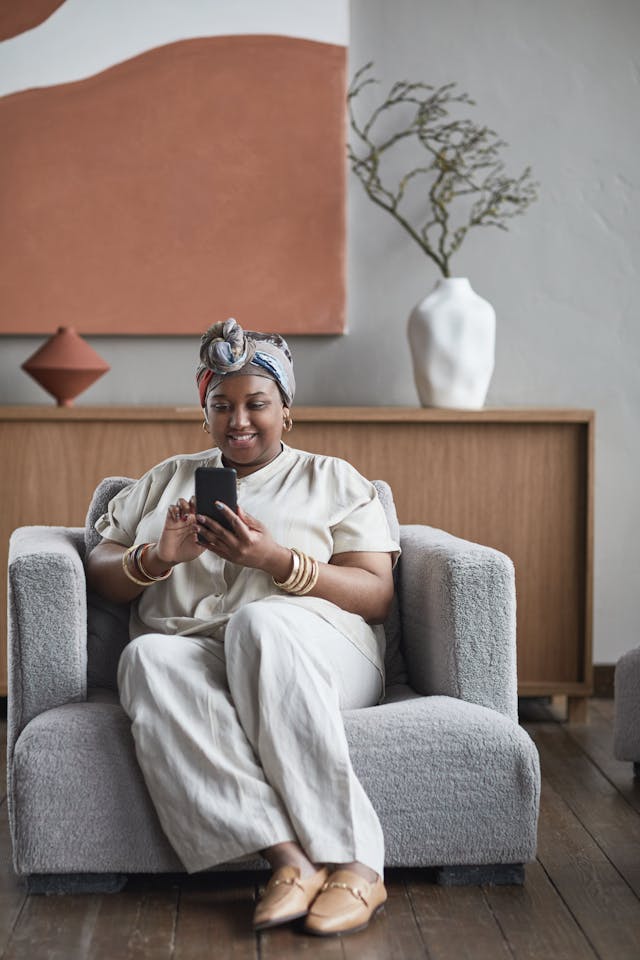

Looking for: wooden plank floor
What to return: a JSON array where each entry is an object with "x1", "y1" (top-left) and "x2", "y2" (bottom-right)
[{"x1": 2, "y1": 699, "x2": 640, "y2": 959}]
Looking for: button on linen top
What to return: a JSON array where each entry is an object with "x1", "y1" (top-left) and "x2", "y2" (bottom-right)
[{"x1": 95, "y1": 444, "x2": 400, "y2": 687}]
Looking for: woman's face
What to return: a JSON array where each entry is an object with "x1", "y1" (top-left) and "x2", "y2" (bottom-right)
[{"x1": 205, "y1": 375, "x2": 287, "y2": 476}]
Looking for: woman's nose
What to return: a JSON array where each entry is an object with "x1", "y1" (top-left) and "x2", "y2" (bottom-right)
[{"x1": 229, "y1": 407, "x2": 250, "y2": 429}]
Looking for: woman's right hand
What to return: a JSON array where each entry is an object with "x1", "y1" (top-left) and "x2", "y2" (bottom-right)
[
  {"x1": 87, "y1": 498, "x2": 205, "y2": 604},
  {"x1": 155, "y1": 497, "x2": 207, "y2": 567}
]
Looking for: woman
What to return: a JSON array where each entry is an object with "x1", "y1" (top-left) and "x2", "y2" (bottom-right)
[{"x1": 87, "y1": 319, "x2": 399, "y2": 937}]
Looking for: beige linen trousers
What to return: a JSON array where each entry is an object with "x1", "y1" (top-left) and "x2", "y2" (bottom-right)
[{"x1": 118, "y1": 597, "x2": 386, "y2": 876}]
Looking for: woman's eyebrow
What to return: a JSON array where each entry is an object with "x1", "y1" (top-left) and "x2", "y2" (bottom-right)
[{"x1": 211, "y1": 390, "x2": 270, "y2": 399}]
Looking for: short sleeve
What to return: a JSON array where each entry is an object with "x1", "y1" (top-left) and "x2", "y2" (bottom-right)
[
  {"x1": 94, "y1": 464, "x2": 166, "y2": 546},
  {"x1": 330, "y1": 462, "x2": 401, "y2": 563}
]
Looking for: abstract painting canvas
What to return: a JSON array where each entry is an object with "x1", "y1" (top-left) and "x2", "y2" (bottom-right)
[{"x1": 0, "y1": 0, "x2": 348, "y2": 334}]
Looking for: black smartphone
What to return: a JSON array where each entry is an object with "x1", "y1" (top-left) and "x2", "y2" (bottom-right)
[{"x1": 195, "y1": 467, "x2": 238, "y2": 534}]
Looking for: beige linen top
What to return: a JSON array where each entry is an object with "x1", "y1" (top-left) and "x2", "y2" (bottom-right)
[{"x1": 95, "y1": 444, "x2": 400, "y2": 685}]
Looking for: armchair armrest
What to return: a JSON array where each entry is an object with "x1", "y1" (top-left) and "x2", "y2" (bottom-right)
[
  {"x1": 399, "y1": 525, "x2": 517, "y2": 722},
  {"x1": 7, "y1": 527, "x2": 88, "y2": 757}
]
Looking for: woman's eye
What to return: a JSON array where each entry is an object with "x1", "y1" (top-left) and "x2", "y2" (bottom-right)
[
  {"x1": 213, "y1": 404, "x2": 230, "y2": 412},
  {"x1": 249, "y1": 403, "x2": 266, "y2": 410}
]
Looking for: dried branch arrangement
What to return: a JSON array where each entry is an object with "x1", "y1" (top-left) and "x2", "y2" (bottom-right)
[{"x1": 347, "y1": 63, "x2": 539, "y2": 277}]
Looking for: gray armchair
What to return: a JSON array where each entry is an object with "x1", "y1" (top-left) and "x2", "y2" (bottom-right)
[
  {"x1": 7, "y1": 477, "x2": 540, "y2": 893},
  {"x1": 614, "y1": 648, "x2": 640, "y2": 778}
]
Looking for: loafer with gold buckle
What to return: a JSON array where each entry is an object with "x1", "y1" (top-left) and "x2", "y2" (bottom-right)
[
  {"x1": 304, "y1": 868, "x2": 387, "y2": 936},
  {"x1": 253, "y1": 865, "x2": 329, "y2": 931}
]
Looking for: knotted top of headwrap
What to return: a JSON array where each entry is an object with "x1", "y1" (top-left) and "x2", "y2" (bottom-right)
[{"x1": 196, "y1": 318, "x2": 295, "y2": 408}]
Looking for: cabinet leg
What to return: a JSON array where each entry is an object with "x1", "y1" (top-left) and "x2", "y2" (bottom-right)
[
  {"x1": 550, "y1": 695, "x2": 568, "y2": 720},
  {"x1": 567, "y1": 697, "x2": 588, "y2": 724}
]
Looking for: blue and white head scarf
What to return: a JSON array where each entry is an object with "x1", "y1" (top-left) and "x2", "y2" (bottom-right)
[{"x1": 197, "y1": 318, "x2": 295, "y2": 407}]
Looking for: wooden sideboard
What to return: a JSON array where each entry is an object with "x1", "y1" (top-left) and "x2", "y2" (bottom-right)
[{"x1": 1, "y1": 406, "x2": 594, "y2": 716}]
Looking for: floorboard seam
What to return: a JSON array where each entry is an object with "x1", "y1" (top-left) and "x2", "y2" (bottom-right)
[
  {"x1": 402, "y1": 871, "x2": 432, "y2": 959},
  {"x1": 254, "y1": 879, "x2": 263, "y2": 960},
  {"x1": 0, "y1": 889, "x2": 29, "y2": 960},
  {"x1": 564, "y1": 723, "x2": 640, "y2": 817},
  {"x1": 479, "y1": 885, "x2": 516, "y2": 960},
  {"x1": 168, "y1": 883, "x2": 180, "y2": 960},
  {"x1": 534, "y1": 857, "x2": 604, "y2": 960},
  {"x1": 540, "y1": 730, "x2": 640, "y2": 904},
  {"x1": 589, "y1": 701, "x2": 614, "y2": 720}
]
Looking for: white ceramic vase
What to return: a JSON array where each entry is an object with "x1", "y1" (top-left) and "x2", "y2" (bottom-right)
[{"x1": 407, "y1": 277, "x2": 496, "y2": 409}]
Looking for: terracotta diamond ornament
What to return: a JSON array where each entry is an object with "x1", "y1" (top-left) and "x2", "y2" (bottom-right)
[{"x1": 22, "y1": 326, "x2": 110, "y2": 406}]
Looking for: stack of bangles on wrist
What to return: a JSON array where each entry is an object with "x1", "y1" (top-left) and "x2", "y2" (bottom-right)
[
  {"x1": 122, "y1": 543, "x2": 173, "y2": 587},
  {"x1": 272, "y1": 548, "x2": 320, "y2": 596}
]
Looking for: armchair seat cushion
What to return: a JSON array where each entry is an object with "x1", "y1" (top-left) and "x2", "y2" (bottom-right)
[
  {"x1": 11, "y1": 696, "x2": 182, "y2": 875},
  {"x1": 10, "y1": 691, "x2": 539, "y2": 876},
  {"x1": 348, "y1": 692, "x2": 539, "y2": 866}
]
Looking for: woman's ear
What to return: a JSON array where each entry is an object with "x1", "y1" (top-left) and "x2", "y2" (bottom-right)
[{"x1": 282, "y1": 407, "x2": 293, "y2": 432}]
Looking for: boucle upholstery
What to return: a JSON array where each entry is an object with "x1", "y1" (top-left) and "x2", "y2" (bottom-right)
[
  {"x1": 614, "y1": 647, "x2": 640, "y2": 762},
  {"x1": 7, "y1": 477, "x2": 540, "y2": 883},
  {"x1": 400, "y1": 525, "x2": 518, "y2": 721},
  {"x1": 11, "y1": 690, "x2": 538, "y2": 874}
]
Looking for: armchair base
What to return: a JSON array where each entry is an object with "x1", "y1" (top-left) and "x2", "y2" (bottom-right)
[
  {"x1": 435, "y1": 863, "x2": 525, "y2": 886},
  {"x1": 23, "y1": 864, "x2": 526, "y2": 895},
  {"x1": 25, "y1": 873, "x2": 128, "y2": 895}
]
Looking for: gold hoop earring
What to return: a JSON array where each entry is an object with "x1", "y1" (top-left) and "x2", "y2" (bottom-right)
[
  {"x1": 202, "y1": 419, "x2": 210, "y2": 433},
  {"x1": 283, "y1": 412, "x2": 293, "y2": 433}
]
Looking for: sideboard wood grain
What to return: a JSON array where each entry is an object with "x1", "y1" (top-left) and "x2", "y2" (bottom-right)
[{"x1": 1, "y1": 406, "x2": 594, "y2": 713}]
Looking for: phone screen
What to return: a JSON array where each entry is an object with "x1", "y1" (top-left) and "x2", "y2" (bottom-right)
[{"x1": 195, "y1": 467, "x2": 238, "y2": 533}]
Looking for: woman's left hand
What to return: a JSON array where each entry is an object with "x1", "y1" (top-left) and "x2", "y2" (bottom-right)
[
  {"x1": 196, "y1": 504, "x2": 292, "y2": 579},
  {"x1": 197, "y1": 502, "x2": 395, "y2": 623}
]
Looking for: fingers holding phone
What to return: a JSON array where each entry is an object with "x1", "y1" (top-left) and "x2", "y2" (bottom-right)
[
  {"x1": 197, "y1": 501, "x2": 289, "y2": 577},
  {"x1": 192, "y1": 468, "x2": 285, "y2": 573}
]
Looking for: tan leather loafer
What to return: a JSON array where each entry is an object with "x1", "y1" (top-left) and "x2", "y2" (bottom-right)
[
  {"x1": 253, "y1": 865, "x2": 329, "y2": 931},
  {"x1": 304, "y1": 869, "x2": 387, "y2": 936}
]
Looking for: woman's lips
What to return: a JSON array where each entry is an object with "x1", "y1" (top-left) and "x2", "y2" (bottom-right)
[{"x1": 227, "y1": 433, "x2": 258, "y2": 448}]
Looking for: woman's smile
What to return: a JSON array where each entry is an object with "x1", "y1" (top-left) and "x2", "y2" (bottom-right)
[
  {"x1": 227, "y1": 432, "x2": 259, "y2": 449},
  {"x1": 205, "y1": 375, "x2": 287, "y2": 476}
]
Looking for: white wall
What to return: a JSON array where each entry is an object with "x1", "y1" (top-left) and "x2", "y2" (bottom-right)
[
  {"x1": 2, "y1": 0, "x2": 639, "y2": 663},
  {"x1": 0, "y1": 0, "x2": 349, "y2": 94}
]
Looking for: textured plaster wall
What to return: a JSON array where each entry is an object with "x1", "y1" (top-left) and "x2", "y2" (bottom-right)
[{"x1": 2, "y1": 0, "x2": 639, "y2": 663}]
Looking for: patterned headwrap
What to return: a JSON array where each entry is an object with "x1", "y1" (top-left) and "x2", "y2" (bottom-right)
[{"x1": 196, "y1": 318, "x2": 295, "y2": 408}]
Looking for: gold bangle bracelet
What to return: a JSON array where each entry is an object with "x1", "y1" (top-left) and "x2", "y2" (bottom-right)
[
  {"x1": 289, "y1": 550, "x2": 310, "y2": 592},
  {"x1": 273, "y1": 549, "x2": 320, "y2": 596},
  {"x1": 296, "y1": 558, "x2": 320, "y2": 596},
  {"x1": 122, "y1": 546, "x2": 155, "y2": 587},
  {"x1": 137, "y1": 543, "x2": 173, "y2": 582},
  {"x1": 273, "y1": 548, "x2": 305, "y2": 592},
  {"x1": 273, "y1": 549, "x2": 301, "y2": 590}
]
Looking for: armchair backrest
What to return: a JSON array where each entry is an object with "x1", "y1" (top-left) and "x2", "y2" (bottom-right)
[
  {"x1": 83, "y1": 475, "x2": 408, "y2": 691},
  {"x1": 85, "y1": 477, "x2": 133, "y2": 691}
]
